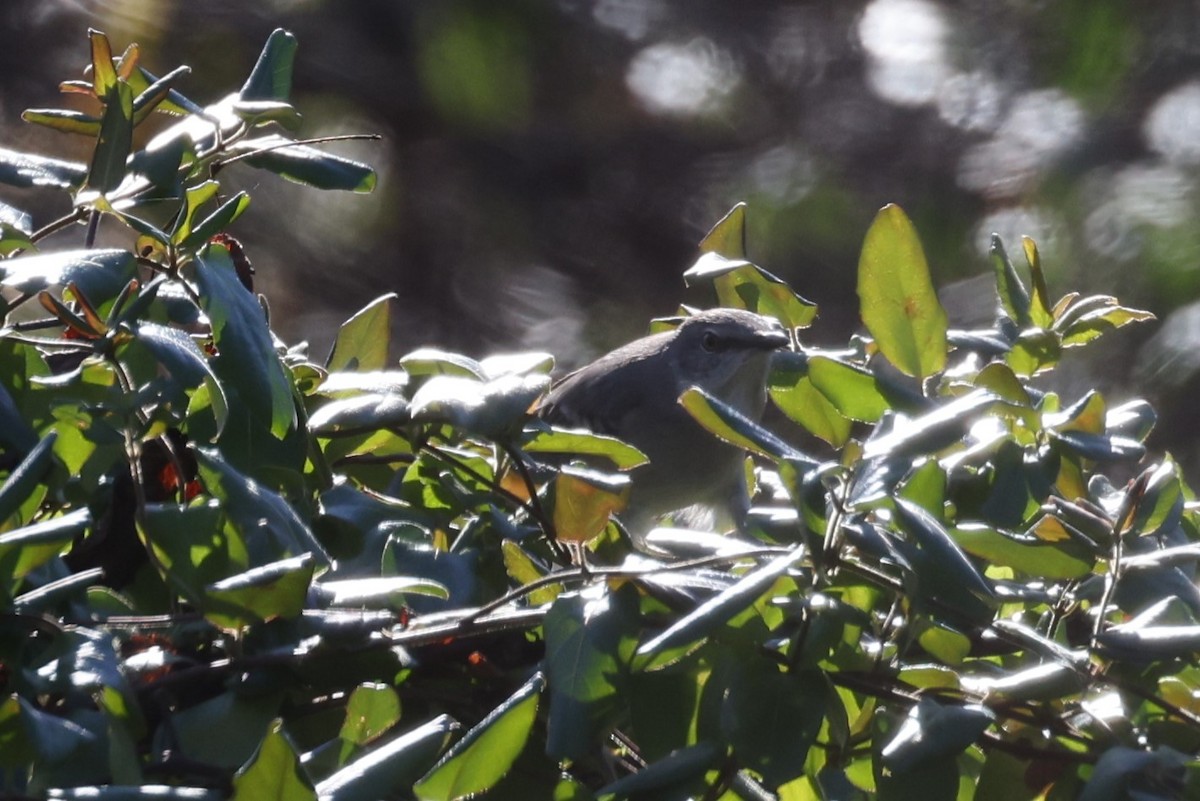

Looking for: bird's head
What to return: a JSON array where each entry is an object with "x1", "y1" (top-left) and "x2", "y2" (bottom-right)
[{"x1": 667, "y1": 308, "x2": 790, "y2": 405}]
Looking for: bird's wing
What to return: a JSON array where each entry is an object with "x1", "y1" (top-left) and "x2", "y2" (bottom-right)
[{"x1": 538, "y1": 344, "x2": 673, "y2": 438}]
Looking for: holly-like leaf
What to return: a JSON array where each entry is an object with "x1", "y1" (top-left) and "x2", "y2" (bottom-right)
[{"x1": 857, "y1": 204, "x2": 948, "y2": 379}]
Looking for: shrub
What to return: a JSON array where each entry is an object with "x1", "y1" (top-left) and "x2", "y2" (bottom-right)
[{"x1": 0, "y1": 28, "x2": 1188, "y2": 801}]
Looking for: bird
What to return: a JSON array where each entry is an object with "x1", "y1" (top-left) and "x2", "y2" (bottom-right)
[{"x1": 537, "y1": 307, "x2": 790, "y2": 532}]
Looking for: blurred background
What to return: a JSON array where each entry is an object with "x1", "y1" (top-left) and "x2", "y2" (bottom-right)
[{"x1": 3, "y1": 0, "x2": 1200, "y2": 461}]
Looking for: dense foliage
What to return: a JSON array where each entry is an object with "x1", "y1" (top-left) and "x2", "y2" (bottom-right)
[{"x1": 0, "y1": 29, "x2": 1191, "y2": 801}]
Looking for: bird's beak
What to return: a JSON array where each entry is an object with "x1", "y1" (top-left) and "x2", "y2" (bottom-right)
[{"x1": 748, "y1": 324, "x2": 791, "y2": 351}]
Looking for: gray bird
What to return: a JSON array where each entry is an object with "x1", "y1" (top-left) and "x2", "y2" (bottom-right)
[{"x1": 538, "y1": 307, "x2": 790, "y2": 531}]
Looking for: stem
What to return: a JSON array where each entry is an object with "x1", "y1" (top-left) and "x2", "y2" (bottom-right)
[{"x1": 1091, "y1": 469, "x2": 1151, "y2": 647}]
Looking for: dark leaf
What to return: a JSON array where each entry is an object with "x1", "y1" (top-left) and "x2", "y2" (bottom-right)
[
  {"x1": 0, "y1": 147, "x2": 86, "y2": 189},
  {"x1": 240, "y1": 28, "x2": 298, "y2": 102},
  {"x1": 226, "y1": 135, "x2": 376, "y2": 192}
]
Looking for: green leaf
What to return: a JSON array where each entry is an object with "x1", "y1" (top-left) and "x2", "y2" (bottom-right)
[
  {"x1": 545, "y1": 589, "x2": 638, "y2": 760},
  {"x1": 86, "y1": 81, "x2": 134, "y2": 194},
  {"x1": 172, "y1": 180, "x2": 220, "y2": 245},
  {"x1": 679, "y1": 386, "x2": 805, "y2": 461},
  {"x1": 964, "y1": 662, "x2": 1086, "y2": 703},
  {"x1": 1048, "y1": 430, "x2": 1145, "y2": 462},
  {"x1": 314, "y1": 576, "x2": 449, "y2": 606},
  {"x1": 89, "y1": 29, "x2": 119, "y2": 98},
  {"x1": 204, "y1": 553, "x2": 315, "y2": 630},
  {"x1": 20, "y1": 108, "x2": 102, "y2": 136},
  {"x1": 180, "y1": 191, "x2": 251, "y2": 250},
  {"x1": 414, "y1": 672, "x2": 544, "y2": 801},
  {"x1": 1021, "y1": 236, "x2": 1054, "y2": 328},
  {"x1": 637, "y1": 548, "x2": 806, "y2": 656},
  {"x1": 990, "y1": 234, "x2": 1031, "y2": 327},
  {"x1": 0, "y1": 432, "x2": 58, "y2": 528},
  {"x1": 894, "y1": 498, "x2": 996, "y2": 623},
  {"x1": 240, "y1": 29, "x2": 298, "y2": 102},
  {"x1": 410, "y1": 373, "x2": 550, "y2": 440},
  {"x1": 130, "y1": 322, "x2": 228, "y2": 435},
  {"x1": 400, "y1": 349, "x2": 486, "y2": 379},
  {"x1": 0, "y1": 509, "x2": 90, "y2": 589},
  {"x1": 684, "y1": 252, "x2": 817, "y2": 329},
  {"x1": 1060, "y1": 304, "x2": 1155, "y2": 347},
  {"x1": 857, "y1": 204, "x2": 948, "y2": 379},
  {"x1": 1130, "y1": 458, "x2": 1182, "y2": 536},
  {"x1": 315, "y1": 716, "x2": 459, "y2": 801},
  {"x1": 231, "y1": 99, "x2": 303, "y2": 129},
  {"x1": 315, "y1": 370, "x2": 410, "y2": 398},
  {"x1": 521, "y1": 426, "x2": 648, "y2": 470},
  {"x1": 553, "y1": 464, "x2": 631, "y2": 543},
  {"x1": 164, "y1": 689, "x2": 283, "y2": 772},
  {"x1": 139, "y1": 501, "x2": 235, "y2": 604},
  {"x1": 309, "y1": 394, "x2": 411, "y2": 436},
  {"x1": 340, "y1": 683, "x2": 402, "y2": 756},
  {"x1": 595, "y1": 741, "x2": 723, "y2": 799},
  {"x1": 769, "y1": 356, "x2": 852, "y2": 447},
  {"x1": 721, "y1": 659, "x2": 828, "y2": 786},
  {"x1": 950, "y1": 523, "x2": 1094, "y2": 579},
  {"x1": 863, "y1": 390, "x2": 1000, "y2": 460},
  {"x1": 194, "y1": 447, "x2": 330, "y2": 566},
  {"x1": 0, "y1": 248, "x2": 136, "y2": 303},
  {"x1": 231, "y1": 719, "x2": 316, "y2": 801},
  {"x1": 699, "y1": 202, "x2": 747, "y2": 258},
  {"x1": 808, "y1": 355, "x2": 890, "y2": 423},
  {"x1": 194, "y1": 242, "x2": 296, "y2": 438},
  {"x1": 0, "y1": 146, "x2": 87, "y2": 188},
  {"x1": 131, "y1": 64, "x2": 192, "y2": 124},
  {"x1": 880, "y1": 697, "x2": 993, "y2": 774},
  {"x1": 227, "y1": 135, "x2": 376, "y2": 192},
  {"x1": 328, "y1": 294, "x2": 396, "y2": 372}
]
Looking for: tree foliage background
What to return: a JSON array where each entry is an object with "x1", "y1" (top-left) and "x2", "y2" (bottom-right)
[
  {"x1": 5, "y1": 1, "x2": 1200, "y2": 460},
  {"x1": 3, "y1": 7, "x2": 1200, "y2": 801}
]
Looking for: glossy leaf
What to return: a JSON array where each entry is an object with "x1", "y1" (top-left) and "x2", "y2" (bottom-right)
[
  {"x1": 685, "y1": 252, "x2": 817, "y2": 329},
  {"x1": 0, "y1": 509, "x2": 90, "y2": 587},
  {"x1": 679, "y1": 386, "x2": 804, "y2": 461},
  {"x1": 698, "y1": 202, "x2": 747, "y2": 258},
  {"x1": 553, "y1": 464, "x2": 630, "y2": 543},
  {"x1": 195, "y1": 242, "x2": 296, "y2": 438},
  {"x1": 521, "y1": 426, "x2": 647, "y2": 470},
  {"x1": 240, "y1": 28, "x2": 298, "y2": 102},
  {"x1": 226, "y1": 135, "x2": 376, "y2": 192},
  {"x1": 989, "y1": 235, "x2": 1031, "y2": 327},
  {"x1": 949, "y1": 523, "x2": 1094, "y2": 579},
  {"x1": 0, "y1": 432, "x2": 58, "y2": 527},
  {"x1": 180, "y1": 191, "x2": 251, "y2": 250},
  {"x1": 857, "y1": 204, "x2": 948, "y2": 379},
  {"x1": 410, "y1": 373, "x2": 549, "y2": 440},
  {"x1": 339, "y1": 683, "x2": 402, "y2": 756},
  {"x1": 327, "y1": 294, "x2": 396, "y2": 372},
  {"x1": 770, "y1": 361, "x2": 852, "y2": 447},
  {"x1": 315, "y1": 716, "x2": 459, "y2": 801},
  {"x1": 0, "y1": 248, "x2": 136, "y2": 302},
  {"x1": 808, "y1": 355, "x2": 890, "y2": 422},
  {"x1": 194, "y1": 447, "x2": 330, "y2": 565},
  {"x1": 309, "y1": 393, "x2": 411, "y2": 436},
  {"x1": 230, "y1": 719, "x2": 315, "y2": 801},
  {"x1": 880, "y1": 697, "x2": 993, "y2": 773},
  {"x1": 637, "y1": 548, "x2": 805, "y2": 656},
  {"x1": 414, "y1": 672, "x2": 544, "y2": 801},
  {"x1": 0, "y1": 147, "x2": 88, "y2": 188},
  {"x1": 545, "y1": 589, "x2": 637, "y2": 759},
  {"x1": 204, "y1": 553, "x2": 315, "y2": 630},
  {"x1": 86, "y1": 81, "x2": 134, "y2": 194}
]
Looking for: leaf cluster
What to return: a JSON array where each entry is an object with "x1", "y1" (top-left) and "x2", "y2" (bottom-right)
[{"x1": 0, "y1": 29, "x2": 1188, "y2": 801}]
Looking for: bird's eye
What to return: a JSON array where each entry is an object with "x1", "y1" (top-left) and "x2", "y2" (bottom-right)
[{"x1": 701, "y1": 331, "x2": 719, "y2": 352}]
